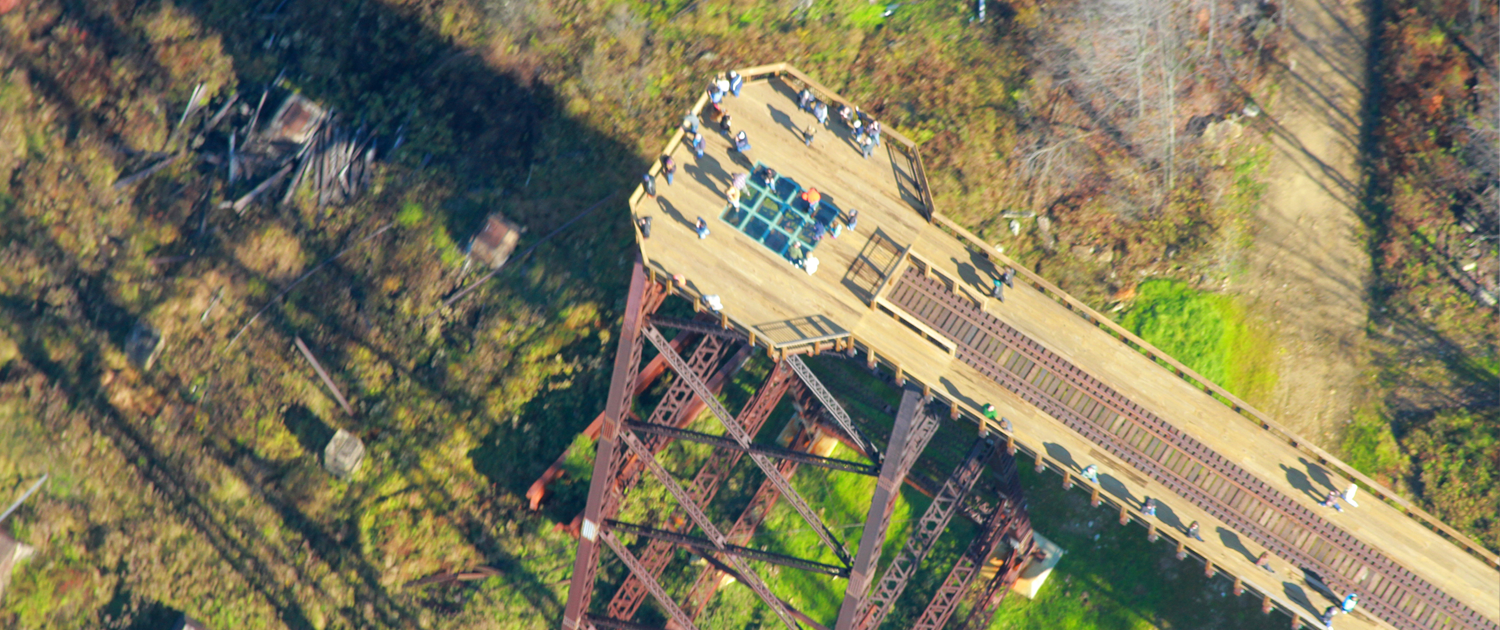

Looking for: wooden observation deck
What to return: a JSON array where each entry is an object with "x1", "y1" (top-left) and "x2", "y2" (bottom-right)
[{"x1": 622, "y1": 64, "x2": 1499, "y2": 630}]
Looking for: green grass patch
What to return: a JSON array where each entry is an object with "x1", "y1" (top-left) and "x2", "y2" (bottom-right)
[
  {"x1": 1340, "y1": 404, "x2": 1405, "y2": 483},
  {"x1": 1121, "y1": 279, "x2": 1277, "y2": 404}
]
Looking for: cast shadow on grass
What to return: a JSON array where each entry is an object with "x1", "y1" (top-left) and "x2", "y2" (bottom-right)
[{"x1": 284, "y1": 404, "x2": 336, "y2": 459}]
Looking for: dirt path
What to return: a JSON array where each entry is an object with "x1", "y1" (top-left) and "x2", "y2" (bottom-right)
[{"x1": 1232, "y1": 0, "x2": 1373, "y2": 445}]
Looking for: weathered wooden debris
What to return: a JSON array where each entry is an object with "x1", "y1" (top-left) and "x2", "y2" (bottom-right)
[{"x1": 469, "y1": 213, "x2": 524, "y2": 269}]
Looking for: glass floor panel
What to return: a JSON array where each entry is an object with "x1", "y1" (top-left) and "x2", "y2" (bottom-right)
[{"x1": 719, "y1": 162, "x2": 841, "y2": 261}]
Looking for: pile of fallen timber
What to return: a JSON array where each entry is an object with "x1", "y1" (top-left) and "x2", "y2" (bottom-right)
[
  {"x1": 113, "y1": 82, "x2": 380, "y2": 213},
  {"x1": 281, "y1": 117, "x2": 376, "y2": 209}
]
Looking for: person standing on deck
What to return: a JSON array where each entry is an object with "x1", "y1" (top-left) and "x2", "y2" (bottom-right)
[
  {"x1": 1186, "y1": 521, "x2": 1205, "y2": 541},
  {"x1": 683, "y1": 111, "x2": 701, "y2": 136},
  {"x1": 637, "y1": 216, "x2": 652, "y2": 239},
  {"x1": 1341, "y1": 483, "x2": 1359, "y2": 508},
  {"x1": 734, "y1": 130, "x2": 751, "y2": 152},
  {"x1": 1320, "y1": 490, "x2": 1345, "y2": 512},
  {"x1": 709, "y1": 83, "x2": 724, "y2": 105},
  {"x1": 869, "y1": 120, "x2": 882, "y2": 146},
  {"x1": 721, "y1": 113, "x2": 733, "y2": 136},
  {"x1": 642, "y1": 173, "x2": 656, "y2": 198},
  {"x1": 714, "y1": 76, "x2": 730, "y2": 99},
  {"x1": 695, "y1": 217, "x2": 710, "y2": 239},
  {"x1": 760, "y1": 167, "x2": 778, "y2": 189},
  {"x1": 692, "y1": 133, "x2": 705, "y2": 158},
  {"x1": 798, "y1": 88, "x2": 814, "y2": 111},
  {"x1": 838, "y1": 103, "x2": 854, "y2": 128},
  {"x1": 725, "y1": 184, "x2": 741, "y2": 208},
  {"x1": 814, "y1": 101, "x2": 829, "y2": 127},
  {"x1": 845, "y1": 209, "x2": 859, "y2": 231},
  {"x1": 992, "y1": 277, "x2": 1005, "y2": 302},
  {"x1": 859, "y1": 132, "x2": 874, "y2": 159},
  {"x1": 728, "y1": 70, "x2": 743, "y2": 96},
  {"x1": 730, "y1": 172, "x2": 748, "y2": 192},
  {"x1": 804, "y1": 125, "x2": 817, "y2": 147},
  {"x1": 1080, "y1": 464, "x2": 1099, "y2": 484},
  {"x1": 1255, "y1": 552, "x2": 1275, "y2": 573},
  {"x1": 1142, "y1": 498, "x2": 1157, "y2": 518},
  {"x1": 662, "y1": 156, "x2": 676, "y2": 185}
]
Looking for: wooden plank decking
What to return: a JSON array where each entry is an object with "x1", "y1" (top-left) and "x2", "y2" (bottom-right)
[{"x1": 632, "y1": 73, "x2": 1500, "y2": 630}]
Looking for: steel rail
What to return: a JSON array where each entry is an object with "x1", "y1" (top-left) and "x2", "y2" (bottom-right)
[{"x1": 887, "y1": 267, "x2": 1497, "y2": 630}]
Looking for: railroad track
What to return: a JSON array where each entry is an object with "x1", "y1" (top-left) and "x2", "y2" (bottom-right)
[{"x1": 885, "y1": 266, "x2": 1498, "y2": 630}]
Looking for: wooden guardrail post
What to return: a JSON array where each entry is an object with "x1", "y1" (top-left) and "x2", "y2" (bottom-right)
[
  {"x1": 1061, "y1": 470, "x2": 1073, "y2": 490},
  {"x1": 1262, "y1": 595, "x2": 1273, "y2": 614},
  {"x1": 1090, "y1": 485, "x2": 1101, "y2": 508},
  {"x1": 1035, "y1": 453, "x2": 1046, "y2": 474},
  {"x1": 1146, "y1": 523, "x2": 1158, "y2": 542},
  {"x1": 1119, "y1": 505, "x2": 1130, "y2": 526},
  {"x1": 1232, "y1": 576, "x2": 1244, "y2": 596},
  {"x1": 1175, "y1": 539, "x2": 1186, "y2": 560},
  {"x1": 1204, "y1": 560, "x2": 1215, "y2": 578}
]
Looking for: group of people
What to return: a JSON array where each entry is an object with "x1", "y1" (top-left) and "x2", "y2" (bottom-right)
[
  {"x1": 640, "y1": 70, "x2": 748, "y2": 236},
  {"x1": 797, "y1": 87, "x2": 882, "y2": 157}
]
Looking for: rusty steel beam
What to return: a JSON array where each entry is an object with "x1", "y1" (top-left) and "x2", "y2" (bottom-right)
[
  {"x1": 587, "y1": 615, "x2": 666, "y2": 630},
  {"x1": 913, "y1": 443, "x2": 1030, "y2": 630},
  {"x1": 648, "y1": 315, "x2": 750, "y2": 342},
  {"x1": 958, "y1": 541, "x2": 1032, "y2": 630},
  {"x1": 624, "y1": 420, "x2": 878, "y2": 475},
  {"x1": 786, "y1": 354, "x2": 882, "y2": 463},
  {"x1": 684, "y1": 424, "x2": 813, "y2": 620},
  {"x1": 614, "y1": 334, "x2": 731, "y2": 496},
  {"x1": 616, "y1": 427, "x2": 803, "y2": 630},
  {"x1": 834, "y1": 388, "x2": 940, "y2": 630},
  {"x1": 527, "y1": 333, "x2": 697, "y2": 511},
  {"x1": 599, "y1": 527, "x2": 699, "y2": 630},
  {"x1": 861, "y1": 435, "x2": 998, "y2": 629},
  {"x1": 644, "y1": 325, "x2": 853, "y2": 567},
  {"x1": 608, "y1": 520, "x2": 849, "y2": 577},
  {"x1": 563, "y1": 261, "x2": 653, "y2": 630},
  {"x1": 607, "y1": 361, "x2": 795, "y2": 621},
  {"x1": 691, "y1": 549, "x2": 833, "y2": 630}
]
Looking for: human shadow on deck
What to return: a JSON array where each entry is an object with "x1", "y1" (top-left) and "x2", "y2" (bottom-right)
[
  {"x1": 1280, "y1": 464, "x2": 1329, "y2": 503},
  {"x1": 655, "y1": 197, "x2": 701, "y2": 231},
  {"x1": 1098, "y1": 473, "x2": 1137, "y2": 506},
  {"x1": 1283, "y1": 582, "x2": 1326, "y2": 620},
  {"x1": 685, "y1": 152, "x2": 732, "y2": 191},
  {"x1": 1216, "y1": 526, "x2": 1260, "y2": 564},
  {"x1": 766, "y1": 104, "x2": 806, "y2": 141},
  {"x1": 1044, "y1": 442, "x2": 1079, "y2": 471}
]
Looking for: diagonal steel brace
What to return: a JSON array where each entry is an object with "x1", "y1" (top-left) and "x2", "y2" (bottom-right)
[
  {"x1": 786, "y1": 354, "x2": 882, "y2": 464},
  {"x1": 644, "y1": 325, "x2": 854, "y2": 567},
  {"x1": 598, "y1": 527, "x2": 699, "y2": 630},
  {"x1": 617, "y1": 428, "x2": 803, "y2": 630}
]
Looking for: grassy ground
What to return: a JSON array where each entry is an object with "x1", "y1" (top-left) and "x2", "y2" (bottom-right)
[
  {"x1": 1118, "y1": 279, "x2": 1278, "y2": 405},
  {"x1": 0, "y1": 0, "x2": 1295, "y2": 627}
]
